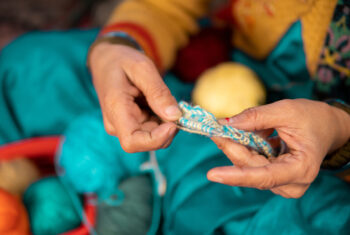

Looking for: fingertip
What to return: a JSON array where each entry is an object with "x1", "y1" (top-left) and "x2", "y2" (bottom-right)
[
  {"x1": 151, "y1": 122, "x2": 177, "y2": 141},
  {"x1": 218, "y1": 118, "x2": 230, "y2": 125},
  {"x1": 207, "y1": 169, "x2": 224, "y2": 183},
  {"x1": 164, "y1": 105, "x2": 182, "y2": 121}
]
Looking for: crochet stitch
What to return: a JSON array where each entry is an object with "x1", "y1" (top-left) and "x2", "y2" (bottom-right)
[{"x1": 177, "y1": 101, "x2": 275, "y2": 159}]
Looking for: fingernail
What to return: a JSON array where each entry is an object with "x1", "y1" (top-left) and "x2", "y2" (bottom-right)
[
  {"x1": 208, "y1": 174, "x2": 223, "y2": 183},
  {"x1": 218, "y1": 118, "x2": 230, "y2": 125},
  {"x1": 226, "y1": 115, "x2": 241, "y2": 123},
  {"x1": 168, "y1": 126, "x2": 177, "y2": 135},
  {"x1": 165, "y1": 105, "x2": 182, "y2": 119}
]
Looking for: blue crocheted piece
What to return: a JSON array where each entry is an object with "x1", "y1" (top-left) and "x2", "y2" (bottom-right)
[{"x1": 177, "y1": 101, "x2": 275, "y2": 158}]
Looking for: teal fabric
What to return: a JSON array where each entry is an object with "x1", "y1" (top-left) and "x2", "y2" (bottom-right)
[
  {"x1": 0, "y1": 29, "x2": 100, "y2": 145},
  {"x1": 232, "y1": 21, "x2": 315, "y2": 102},
  {"x1": 156, "y1": 131, "x2": 350, "y2": 235}
]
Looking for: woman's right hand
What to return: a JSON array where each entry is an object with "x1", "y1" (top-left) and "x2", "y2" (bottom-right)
[{"x1": 89, "y1": 42, "x2": 181, "y2": 153}]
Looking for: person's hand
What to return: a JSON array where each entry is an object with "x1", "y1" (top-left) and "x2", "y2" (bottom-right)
[
  {"x1": 89, "y1": 42, "x2": 182, "y2": 152},
  {"x1": 207, "y1": 99, "x2": 350, "y2": 198}
]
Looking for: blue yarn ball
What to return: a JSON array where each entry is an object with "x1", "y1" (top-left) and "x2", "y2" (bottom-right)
[
  {"x1": 23, "y1": 176, "x2": 82, "y2": 235},
  {"x1": 57, "y1": 111, "x2": 147, "y2": 200}
]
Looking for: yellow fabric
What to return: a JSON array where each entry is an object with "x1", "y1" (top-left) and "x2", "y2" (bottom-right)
[
  {"x1": 232, "y1": 0, "x2": 336, "y2": 76},
  {"x1": 105, "y1": 0, "x2": 337, "y2": 75},
  {"x1": 301, "y1": 0, "x2": 338, "y2": 75},
  {"x1": 106, "y1": 0, "x2": 210, "y2": 70},
  {"x1": 232, "y1": 0, "x2": 314, "y2": 58}
]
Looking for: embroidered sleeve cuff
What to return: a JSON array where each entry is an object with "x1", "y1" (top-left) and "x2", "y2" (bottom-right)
[
  {"x1": 99, "y1": 23, "x2": 163, "y2": 71},
  {"x1": 322, "y1": 99, "x2": 350, "y2": 169},
  {"x1": 87, "y1": 31, "x2": 143, "y2": 69}
]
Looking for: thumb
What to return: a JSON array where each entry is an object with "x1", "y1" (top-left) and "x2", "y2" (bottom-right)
[{"x1": 220, "y1": 101, "x2": 289, "y2": 131}]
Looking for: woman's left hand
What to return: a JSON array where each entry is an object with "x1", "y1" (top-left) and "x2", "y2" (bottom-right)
[{"x1": 207, "y1": 99, "x2": 350, "y2": 198}]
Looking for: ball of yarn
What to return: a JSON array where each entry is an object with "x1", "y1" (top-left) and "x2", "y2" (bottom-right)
[
  {"x1": 0, "y1": 189, "x2": 30, "y2": 235},
  {"x1": 57, "y1": 112, "x2": 147, "y2": 200},
  {"x1": 23, "y1": 176, "x2": 81, "y2": 235},
  {"x1": 192, "y1": 62, "x2": 266, "y2": 118},
  {"x1": 96, "y1": 175, "x2": 153, "y2": 235},
  {"x1": 0, "y1": 157, "x2": 40, "y2": 196}
]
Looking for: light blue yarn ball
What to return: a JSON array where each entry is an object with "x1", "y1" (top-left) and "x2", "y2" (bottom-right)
[{"x1": 56, "y1": 111, "x2": 147, "y2": 199}]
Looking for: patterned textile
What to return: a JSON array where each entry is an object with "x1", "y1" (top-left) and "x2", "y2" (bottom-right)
[
  {"x1": 314, "y1": 0, "x2": 350, "y2": 102},
  {"x1": 177, "y1": 101, "x2": 275, "y2": 159}
]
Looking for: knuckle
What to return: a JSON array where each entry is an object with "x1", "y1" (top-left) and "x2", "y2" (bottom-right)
[
  {"x1": 120, "y1": 138, "x2": 136, "y2": 153},
  {"x1": 257, "y1": 182, "x2": 273, "y2": 190},
  {"x1": 104, "y1": 124, "x2": 116, "y2": 136},
  {"x1": 242, "y1": 107, "x2": 259, "y2": 123},
  {"x1": 290, "y1": 190, "x2": 305, "y2": 199},
  {"x1": 257, "y1": 168, "x2": 275, "y2": 190},
  {"x1": 293, "y1": 154, "x2": 318, "y2": 184},
  {"x1": 303, "y1": 168, "x2": 318, "y2": 184},
  {"x1": 278, "y1": 99, "x2": 294, "y2": 106},
  {"x1": 278, "y1": 99, "x2": 301, "y2": 116},
  {"x1": 136, "y1": 60, "x2": 152, "y2": 70},
  {"x1": 131, "y1": 59, "x2": 154, "y2": 75},
  {"x1": 102, "y1": 92, "x2": 118, "y2": 109},
  {"x1": 149, "y1": 85, "x2": 171, "y2": 100},
  {"x1": 101, "y1": 115, "x2": 116, "y2": 136}
]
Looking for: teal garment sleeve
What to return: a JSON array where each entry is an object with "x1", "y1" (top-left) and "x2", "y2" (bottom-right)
[
  {"x1": 0, "y1": 29, "x2": 100, "y2": 145},
  {"x1": 232, "y1": 21, "x2": 315, "y2": 102}
]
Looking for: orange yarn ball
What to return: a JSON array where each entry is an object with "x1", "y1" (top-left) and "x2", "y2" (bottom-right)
[{"x1": 0, "y1": 189, "x2": 30, "y2": 235}]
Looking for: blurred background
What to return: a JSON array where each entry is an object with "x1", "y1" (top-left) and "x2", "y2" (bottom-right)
[
  {"x1": 0, "y1": 0, "x2": 125, "y2": 49},
  {"x1": 0, "y1": 0, "x2": 230, "y2": 49}
]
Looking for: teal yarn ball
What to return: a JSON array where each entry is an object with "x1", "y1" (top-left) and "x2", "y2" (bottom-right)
[
  {"x1": 57, "y1": 112, "x2": 147, "y2": 200},
  {"x1": 23, "y1": 176, "x2": 82, "y2": 235},
  {"x1": 96, "y1": 174, "x2": 154, "y2": 235}
]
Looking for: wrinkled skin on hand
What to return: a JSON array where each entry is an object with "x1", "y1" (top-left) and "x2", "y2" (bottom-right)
[
  {"x1": 208, "y1": 99, "x2": 350, "y2": 198},
  {"x1": 89, "y1": 42, "x2": 181, "y2": 153}
]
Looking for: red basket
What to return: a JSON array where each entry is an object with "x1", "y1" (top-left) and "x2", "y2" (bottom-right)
[{"x1": 0, "y1": 137, "x2": 96, "y2": 235}]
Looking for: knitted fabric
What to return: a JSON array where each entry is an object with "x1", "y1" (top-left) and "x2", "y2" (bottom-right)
[{"x1": 177, "y1": 101, "x2": 275, "y2": 159}]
